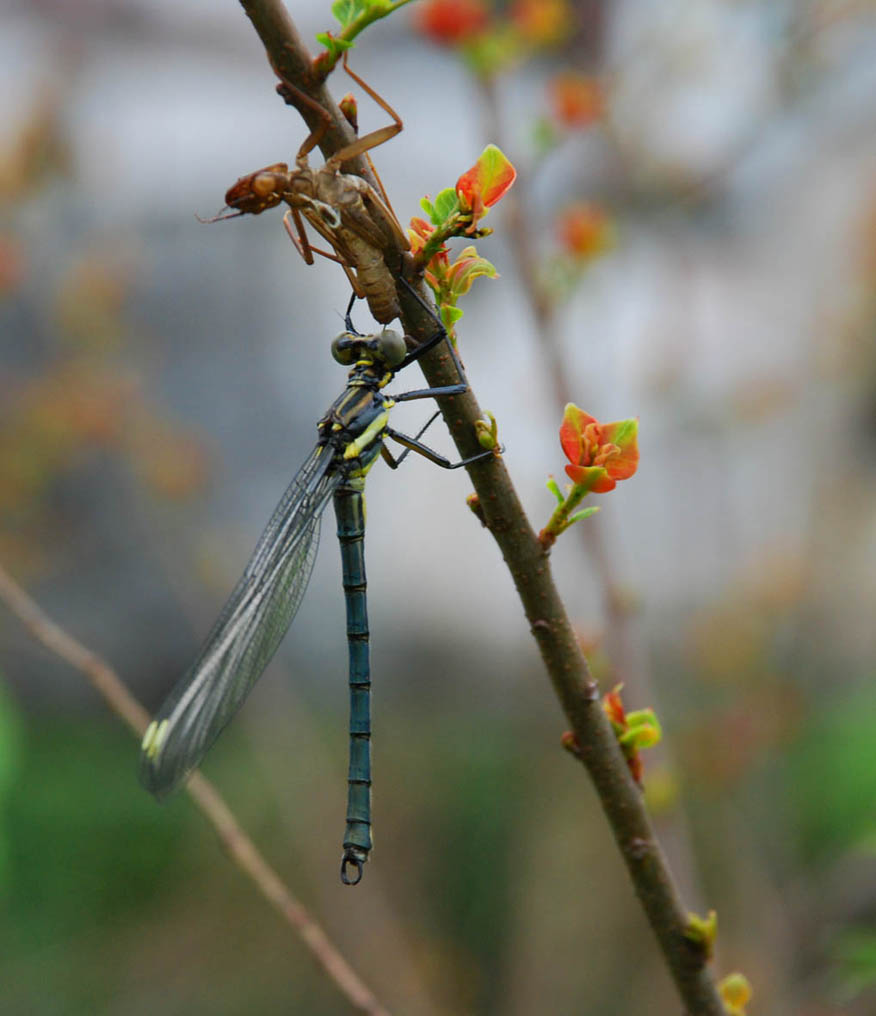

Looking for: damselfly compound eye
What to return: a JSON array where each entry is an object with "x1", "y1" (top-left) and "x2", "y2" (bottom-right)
[
  {"x1": 331, "y1": 333, "x2": 357, "y2": 364},
  {"x1": 377, "y1": 329, "x2": 406, "y2": 367}
]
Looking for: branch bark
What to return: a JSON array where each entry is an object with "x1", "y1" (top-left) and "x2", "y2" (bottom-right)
[{"x1": 242, "y1": 2, "x2": 728, "y2": 1010}]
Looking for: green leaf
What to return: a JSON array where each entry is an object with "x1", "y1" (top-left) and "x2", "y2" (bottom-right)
[
  {"x1": 315, "y1": 32, "x2": 355, "y2": 57},
  {"x1": 546, "y1": 476, "x2": 564, "y2": 505},
  {"x1": 447, "y1": 251, "x2": 497, "y2": 297},
  {"x1": 432, "y1": 187, "x2": 461, "y2": 224},
  {"x1": 620, "y1": 708, "x2": 662, "y2": 749},
  {"x1": 331, "y1": 0, "x2": 370, "y2": 29},
  {"x1": 718, "y1": 973, "x2": 752, "y2": 1014},
  {"x1": 317, "y1": 0, "x2": 409, "y2": 71},
  {"x1": 420, "y1": 188, "x2": 461, "y2": 227},
  {"x1": 532, "y1": 116, "x2": 559, "y2": 157},
  {"x1": 620, "y1": 725, "x2": 659, "y2": 751},
  {"x1": 567, "y1": 506, "x2": 600, "y2": 524},
  {"x1": 627, "y1": 707, "x2": 661, "y2": 733},
  {"x1": 607, "y1": 417, "x2": 638, "y2": 448},
  {"x1": 444, "y1": 305, "x2": 464, "y2": 325},
  {"x1": 440, "y1": 305, "x2": 464, "y2": 331},
  {"x1": 684, "y1": 910, "x2": 718, "y2": 960},
  {"x1": 475, "y1": 412, "x2": 498, "y2": 450}
]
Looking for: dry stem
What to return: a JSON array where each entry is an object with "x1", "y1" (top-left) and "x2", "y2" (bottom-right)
[{"x1": 0, "y1": 563, "x2": 392, "y2": 1016}]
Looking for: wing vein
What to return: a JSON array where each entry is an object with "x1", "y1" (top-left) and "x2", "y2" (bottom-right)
[{"x1": 140, "y1": 443, "x2": 339, "y2": 797}]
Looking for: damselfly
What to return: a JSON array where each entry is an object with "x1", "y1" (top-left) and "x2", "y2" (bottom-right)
[{"x1": 140, "y1": 291, "x2": 493, "y2": 884}]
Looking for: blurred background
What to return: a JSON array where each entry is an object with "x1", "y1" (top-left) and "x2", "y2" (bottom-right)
[{"x1": 2, "y1": 0, "x2": 876, "y2": 1013}]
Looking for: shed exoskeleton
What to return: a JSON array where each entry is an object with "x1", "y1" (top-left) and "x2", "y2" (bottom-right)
[{"x1": 217, "y1": 57, "x2": 409, "y2": 324}]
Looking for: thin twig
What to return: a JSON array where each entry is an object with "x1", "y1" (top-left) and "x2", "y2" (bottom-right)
[
  {"x1": 477, "y1": 75, "x2": 642, "y2": 691},
  {"x1": 477, "y1": 73, "x2": 708, "y2": 911},
  {"x1": 239, "y1": 2, "x2": 726, "y2": 1011},
  {"x1": 0, "y1": 562, "x2": 392, "y2": 1016}
]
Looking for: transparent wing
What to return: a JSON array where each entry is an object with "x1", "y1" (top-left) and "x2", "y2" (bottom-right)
[{"x1": 140, "y1": 442, "x2": 340, "y2": 798}]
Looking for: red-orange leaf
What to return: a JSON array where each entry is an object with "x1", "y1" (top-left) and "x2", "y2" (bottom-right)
[
  {"x1": 565, "y1": 464, "x2": 613, "y2": 493},
  {"x1": 549, "y1": 71, "x2": 603, "y2": 128},
  {"x1": 557, "y1": 202, "x2": 612, "y2": 259},
  {"x1": 445, "y1": 246, "x2": 498, "y2": 296},
  {"x1": 510, "y1": 0, "x2": 572, "y2": 48},
  {"x1": 456, "y1": 144, "x2": 517, "y2": 229},
  {"x1": 407, "y1": 216, "x2": 435, "y2": 255},
  {"x1": 560, "y1": 404, "x2": 639, "y2": 494},
  {"x1": 416, "y1": 0, "x2": 491, "y2": 45},
  {"x1": 602, "y1": 685, "x2": 626, "y2": 731}
]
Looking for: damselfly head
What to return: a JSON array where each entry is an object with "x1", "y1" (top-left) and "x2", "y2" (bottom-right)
[{"x1": 331, "y1": 328, "x2": 406, "y2": 369}]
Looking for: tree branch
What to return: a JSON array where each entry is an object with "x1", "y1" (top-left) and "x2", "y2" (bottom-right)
[
  {"x1": 237, "y1": 3, "x2": 726, "y2": 1010},
  {"x1": 239, "y1": 0, "x2": 381, "y2": 181},
  {"x1": 0, "y1": 562, "x2": 392, "y2": 1016}
]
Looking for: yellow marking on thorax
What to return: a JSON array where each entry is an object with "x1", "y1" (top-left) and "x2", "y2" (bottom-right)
[
  {"x1": 344, "y1": 408, "x2": 390, "y2": 460},
  {"x1": 330, "y1": 386, "x2": 374, "y2": 430}
]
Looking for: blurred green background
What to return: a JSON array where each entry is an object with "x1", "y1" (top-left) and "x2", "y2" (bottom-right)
[{"x1": 2, "y1": 1, "x2": 876, "y2": 1013}]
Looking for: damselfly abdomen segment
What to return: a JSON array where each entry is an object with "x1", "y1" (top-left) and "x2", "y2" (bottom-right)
[
  {"x1": 140, "y1": 299, "x2": 495, "y2": 885},
  {"x1": 334, "y1": 479, "x2": 373, "y2": 877}
]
